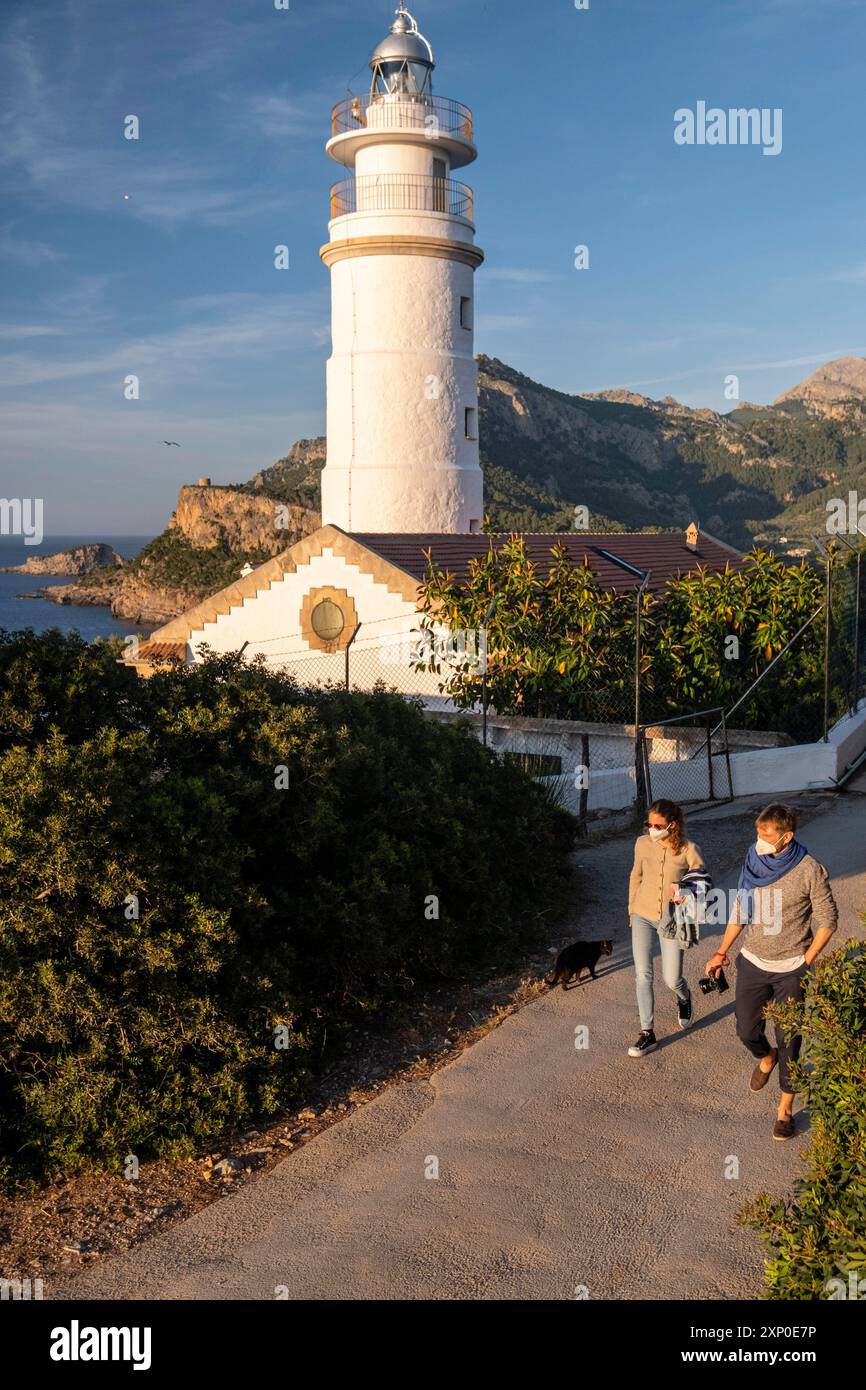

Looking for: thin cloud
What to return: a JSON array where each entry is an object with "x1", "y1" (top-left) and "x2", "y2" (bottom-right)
[
  {"x1": 830, "y1": 263, "x2": 866, "y2": 284},
  {"x1": 483, "y1": 267, "x2": 558, "y2": 284},
  {"x1": 0, "y1": 291, "x2": 329, "y2": 389},
  {"x1": 249, "y1": 92, "x2": 324, "y2": 140},
  {"x1": 0, "y1": 323, "x2": 67, "y2": 340},
  {"x1": 0, "y1": 225, "x2": 66, "y2": 265},
  {"x1": 612, "y1": 348, "x2": 866, "y2": 392}
]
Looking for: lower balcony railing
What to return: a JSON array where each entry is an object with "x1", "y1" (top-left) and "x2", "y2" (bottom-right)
[{"x1": 330, "y1": 174, "x2": 473, "y2": 221}]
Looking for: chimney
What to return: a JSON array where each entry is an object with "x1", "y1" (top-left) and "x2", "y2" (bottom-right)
[{"x1": 685, "y1": 521, "x2": 699, "y2": 550}]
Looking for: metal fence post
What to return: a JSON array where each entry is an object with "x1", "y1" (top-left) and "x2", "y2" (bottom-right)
[
  {"x1": 856, "y1": 547, "x2": 862, "y2": 711},
  {"x1": 633, "y1": 570, "x2": 651, "y2": 809},
  {"x1": 345, "y1": 622, "x2": 361, "y2": 690},
  {"x1": 706, "y1": 711, "x2": 714, "y2": 800},
  {"x1": 481, "y1": 592, "x2": 499, "y2": 748},
  {"x1": 823, "y1": 555, "x2": 831, "y2": 742},
  {"x1": 578, "y1": 731, "x2": 590, "y2": 834}
]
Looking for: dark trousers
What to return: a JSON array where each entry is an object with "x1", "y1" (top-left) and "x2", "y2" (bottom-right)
[{"x1": 734, "y1": 954, "x2": 807, "y2": 1093}]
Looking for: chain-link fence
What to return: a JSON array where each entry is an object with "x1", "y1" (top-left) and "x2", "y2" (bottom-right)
[
  {"x1": 638, "y1": 708, "x2": 733, "y2": 808},
  {"x1": 703, "y1": 553, "x2": 866, "y2": 747}
]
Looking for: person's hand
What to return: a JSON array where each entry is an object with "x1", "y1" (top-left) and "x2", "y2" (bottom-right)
[{"x1": 705, "y1": 951, "x2": 729, "y2": 977}]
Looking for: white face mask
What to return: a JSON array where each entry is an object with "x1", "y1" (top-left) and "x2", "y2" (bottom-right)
[
  {"x1": 756, "y1": 834, "x2": 785, "y2": 856},
  {"x1": 648, "y1": 826, "x2": 670, "y2": 842}
]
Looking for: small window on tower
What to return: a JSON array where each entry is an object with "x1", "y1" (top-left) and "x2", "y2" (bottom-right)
[
  {"x1": 460, "y1": 296, "x2": 472, "y2": 330},
  {"x1": 464, "y1": 407, "x2": 477, "y2": 440}
]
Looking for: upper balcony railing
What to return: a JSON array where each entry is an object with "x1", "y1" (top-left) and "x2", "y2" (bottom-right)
[
  {"x1": 330, "y1": 173, "x2": 473, "y2": 221},
  {"x1": 331, "y1": 93, "x2": 473, "y2": 140}
]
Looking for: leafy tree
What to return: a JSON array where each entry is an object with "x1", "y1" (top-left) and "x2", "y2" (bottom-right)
[{"x1": 415, "y1": 540, "x2": 830, "y2": 735}]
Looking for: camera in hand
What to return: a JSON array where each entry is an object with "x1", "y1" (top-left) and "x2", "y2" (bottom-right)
[{"x1": 698, "y1": 968, "x2": 729, "y2": 995}]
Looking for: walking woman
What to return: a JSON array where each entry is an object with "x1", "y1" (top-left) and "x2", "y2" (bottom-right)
[{"x1": 627, "y1": 799, "x2": 705, "y2": 1057}]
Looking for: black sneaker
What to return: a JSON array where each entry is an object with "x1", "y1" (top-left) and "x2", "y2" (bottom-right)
[
  {"x1": 628, "y1": 1029, "x2": 657, "y2": 1058},
  {"x1": 677, "y1": 992, "x2": 693, "y2": 1030}
]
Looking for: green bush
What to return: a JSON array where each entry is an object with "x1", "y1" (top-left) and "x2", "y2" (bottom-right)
[
  {"x1": 0, "y1": 633, "x2": 574, "y2": 1188},
  {"x1": 124, "y1": 529, "x2": 271, "y2": 600},
  {"x1": 740, "y1": 938, "x2": 866, "y2": 1299}
]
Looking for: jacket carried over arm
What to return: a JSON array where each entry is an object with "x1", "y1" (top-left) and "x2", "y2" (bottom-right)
[{"x1": 628, "y1": 834, "x2": 705, "y2": 924}]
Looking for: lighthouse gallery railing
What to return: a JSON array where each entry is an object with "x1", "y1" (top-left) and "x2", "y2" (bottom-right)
[
  {"x1": 331, "y1": 93, "x2": 473, "y2": 140},
  {"x1": 329, "y1": 174, "x2": 473, "y2": 221}
]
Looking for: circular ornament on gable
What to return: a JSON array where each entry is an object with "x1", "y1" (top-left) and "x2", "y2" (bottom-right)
[
  {"x1": 311, "y1": 598, "x2": 345, "y2": 642},
  {"x1": 300, "y1": 586, "x2": 358, "y2": 653}
]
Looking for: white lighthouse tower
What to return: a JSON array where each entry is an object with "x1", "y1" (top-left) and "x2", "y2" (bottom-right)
[{"x1": 320, "y1": 5, "x2": 484, "y2": 534}]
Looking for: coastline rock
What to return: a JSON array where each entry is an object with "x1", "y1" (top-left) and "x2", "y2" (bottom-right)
[
  {"x1": 111, "y1": 575, "x2": 203, "y2": 626},
  {"x1": 31, "y1": 580, "x2": 121, "y2": 607},
  {"x1": 1, "y1": 542, "x2": 123, "y2": 576}
]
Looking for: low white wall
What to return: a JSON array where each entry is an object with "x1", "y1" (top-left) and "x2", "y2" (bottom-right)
[
  {"x1": 729, "y1": 697, "x2": 866, "y2": 796},
  {"x1": 427, "y1": 700, "x2": 866, "y2": 814}
]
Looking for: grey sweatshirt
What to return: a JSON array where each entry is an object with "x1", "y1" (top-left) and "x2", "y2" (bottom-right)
[{"x1": 735, "y1": 853, "x2": 838, "y2": 962}]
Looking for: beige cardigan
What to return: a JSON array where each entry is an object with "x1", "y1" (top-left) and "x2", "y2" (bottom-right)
[{"x1": 628, "y1": 834, "x2": 705, "y2": 923}]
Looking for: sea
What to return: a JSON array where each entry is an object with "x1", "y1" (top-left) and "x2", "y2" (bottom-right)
[{"x1": 0, "y1": 535, "x2": 156, "y2": 641}]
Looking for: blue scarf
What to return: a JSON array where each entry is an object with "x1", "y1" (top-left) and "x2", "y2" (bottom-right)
[{"x1": 736, "y1": 838, "x2": 807, "y2": 924}]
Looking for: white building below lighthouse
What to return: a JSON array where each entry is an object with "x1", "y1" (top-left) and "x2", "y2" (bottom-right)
[{"x1": 320, "y1": 5, "x2": 484, "y2": 534}]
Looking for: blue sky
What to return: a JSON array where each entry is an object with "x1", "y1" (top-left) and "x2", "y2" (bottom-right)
[{"x1": 1, "y1": 0, "x2": 865, "y2": 532}]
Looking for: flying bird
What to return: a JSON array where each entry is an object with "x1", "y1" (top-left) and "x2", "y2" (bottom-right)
[{"x1": 162, "y1": 440, "x2": 181, "y2": 446}]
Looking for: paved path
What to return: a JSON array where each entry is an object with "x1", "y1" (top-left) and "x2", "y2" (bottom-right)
[{"x1": 57, "y1": 790, "x2": 866, "y2": 1301}]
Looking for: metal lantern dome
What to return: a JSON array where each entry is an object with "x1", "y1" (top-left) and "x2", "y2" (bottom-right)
[{"x1": 369, "y1": 6, "x2": 434, "y2": 98}]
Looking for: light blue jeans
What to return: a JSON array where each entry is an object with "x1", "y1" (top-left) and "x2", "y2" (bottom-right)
[{"x1": 631, "y1": 913, "x2": 689, "y2": 1031}]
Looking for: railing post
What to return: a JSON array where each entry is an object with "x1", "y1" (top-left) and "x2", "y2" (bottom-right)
[
  {"x1": 823, "y1": 555, "x2": 831, "y2": 742},
  {"x1": 706, "y1": 712, "x2": 714, "y2": 800},
  {"x1": 578, "y1": 732, "x2": 590, "y2": 836},
  {"x1": 345, "y1": 622, "x2": 361, "y2": 691}
]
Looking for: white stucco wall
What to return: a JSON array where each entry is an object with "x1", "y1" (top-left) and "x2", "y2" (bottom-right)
[{"x1": 186, "y1": 549, "x2": 454, "y2": 699}]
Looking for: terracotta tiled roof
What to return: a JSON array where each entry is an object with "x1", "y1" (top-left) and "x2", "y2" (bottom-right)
[
  {"x1": 131, "y1": 641, "x2": 187, "y2": 662},
  {"x1": 349, "y1": 530, "x2": 745, "y2": 594}
]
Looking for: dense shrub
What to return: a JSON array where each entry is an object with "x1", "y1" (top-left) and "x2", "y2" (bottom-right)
[
  {"x1": 741, "y1": 938, "x2": 866, "y2": 1298},
  {"x1": 123, "y1": 529, "x2": 271, "y2": 600},
  {"x1": 0, "y1": 634, "x2": 574, "y2": 1187}
]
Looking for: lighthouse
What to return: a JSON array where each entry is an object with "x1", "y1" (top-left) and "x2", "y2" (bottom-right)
[{"x1": 319, "y1": 5, "x2": 484, "y2": 534}]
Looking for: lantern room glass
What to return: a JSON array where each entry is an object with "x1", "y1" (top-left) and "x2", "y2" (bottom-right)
[{"x1": 372, "y1": 59, "x2": 431, "y2": 99}]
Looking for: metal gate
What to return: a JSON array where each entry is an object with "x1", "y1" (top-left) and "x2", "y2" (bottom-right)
[{"x1": 637, "y1": 707, "x2": 733, "y2": 809}]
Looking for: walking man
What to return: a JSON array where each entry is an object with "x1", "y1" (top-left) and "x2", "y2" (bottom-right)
[{"x1": 705, "y1": 803, "x2": 837, "y2": 1140}]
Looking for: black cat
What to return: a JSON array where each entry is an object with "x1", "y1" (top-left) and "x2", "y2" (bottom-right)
[{"x1": 549, "y1": 940, "x2": 613, "y2": 989}]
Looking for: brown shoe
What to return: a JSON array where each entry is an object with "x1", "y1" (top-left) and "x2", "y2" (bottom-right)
[
  {"x1": 773, "y1": 1115, "x2": 795, "y2": 1141},
  {"x1": 750, "y1": 1050, "x2": 778, "y2": 1091}
]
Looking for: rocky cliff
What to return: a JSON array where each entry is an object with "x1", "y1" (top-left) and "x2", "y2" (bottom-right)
[
  {"x1": 33, "y1": 482, "x2": 322, "y2": 625},
  {"x1": 166, "y1": 484, "x2": 319, "y2": 556},
  {"x1": 108, "y1": 483, "x2": 321, "y2": 623},
  {"x1": 772, "y1": 356, "x2": 866, "y2": 420}
]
